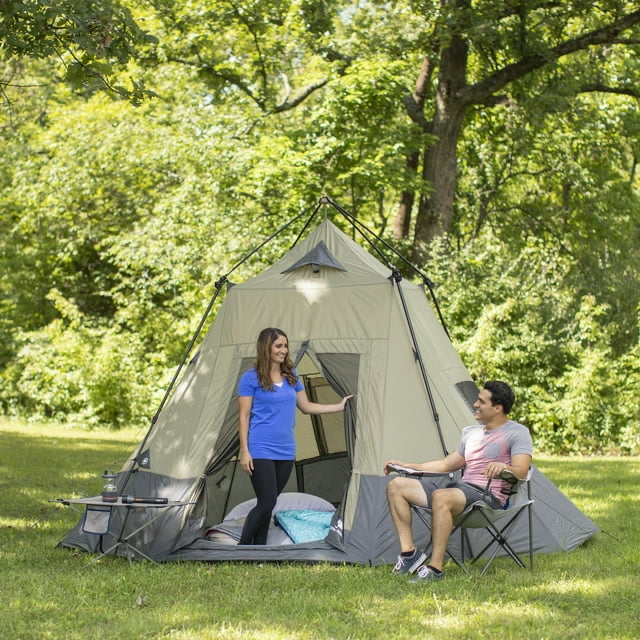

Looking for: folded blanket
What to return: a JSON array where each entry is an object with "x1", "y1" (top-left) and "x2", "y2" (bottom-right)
[{"x1": 274, "y1": 510, "x2": 334, "y2": 544}]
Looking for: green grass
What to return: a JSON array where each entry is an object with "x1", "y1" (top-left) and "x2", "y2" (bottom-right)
[{"x1": 1, "y1": 419, "x2": 639, "y2": 640}]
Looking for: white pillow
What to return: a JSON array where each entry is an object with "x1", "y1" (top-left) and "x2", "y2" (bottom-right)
[{"x1": 223, "y1": 492, "x2": 335, "y2": 522}]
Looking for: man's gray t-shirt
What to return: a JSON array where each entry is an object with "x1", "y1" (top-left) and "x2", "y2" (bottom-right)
[{"x1": 456, "y1": 420, "x2": 533, "y2": 505}]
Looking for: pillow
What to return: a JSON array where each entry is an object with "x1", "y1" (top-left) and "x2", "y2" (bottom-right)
[
  {"x1": 224, "y1": 492, "x2": 335, "y2": 522},
  {"x1": 208, "y1": 520, "x2": 294, "y2": 546}
]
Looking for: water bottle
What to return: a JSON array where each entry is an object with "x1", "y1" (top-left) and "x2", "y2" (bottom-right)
[{"x1": 101, "y1": 470, "x2": 118, "y2": 503}]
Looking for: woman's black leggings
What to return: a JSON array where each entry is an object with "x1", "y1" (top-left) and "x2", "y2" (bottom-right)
[{"x1": 238, "y1": 458, "x2": 294, "y2": 545}]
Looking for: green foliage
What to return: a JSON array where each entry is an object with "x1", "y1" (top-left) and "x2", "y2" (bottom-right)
[
  {"x1": 0, "y1": 92, "x2": 238, "y2": 428},
  {"x1": 456, "y1": 86, "x2": 640, "y2": 354},
  {"x1": 0, "y1": 0, "x2": 155, "y2": 102},
  {"x1": 1, "y1": 290, "x2": 165, "y2": 428},
  {"x1": 519, "y1": 297, "x2": 640, "y2": 454},
  {"x1": 0, "y1": 0, "x2": 638, "y2": 455},
  {"x1": 425, "y1": 236, "x2": 640, "y2": 454}
]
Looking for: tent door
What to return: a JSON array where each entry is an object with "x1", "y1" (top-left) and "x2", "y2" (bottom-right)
[{"x1": 204, "y1": 350, "x2": 358, "y2": 527}]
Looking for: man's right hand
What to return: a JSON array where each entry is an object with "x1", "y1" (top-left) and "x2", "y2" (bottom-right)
[{"x1": 384, "y1": 460, "x2": 406, "y2": 475}]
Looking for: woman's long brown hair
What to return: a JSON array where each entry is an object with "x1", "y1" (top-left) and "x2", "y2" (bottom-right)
[{"x1": 254, "y1": 328, "x2": 298, "y2": 391}]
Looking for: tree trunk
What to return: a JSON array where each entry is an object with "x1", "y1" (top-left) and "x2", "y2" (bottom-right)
[
  {"x1": 411, "y1": 105, "x2": 467, "y2": 264},
  {"x1": 393, "y1": 55, "x2": 435, "y2": 240},
  {"x1": 411, "y1": 11, "x2": 469, "y2": 264},
  {"x1": 398, "y1": 2, "x2": 640, "y2": 264},
  {"x1": 393, "y1": 149, "x2": 419, "y2": 239}
]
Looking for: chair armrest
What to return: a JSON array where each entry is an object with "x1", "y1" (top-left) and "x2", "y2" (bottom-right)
[
  {"x1": 469, "y1": 470, "x2": 523, "y2": 499},
  {"x1": 387, "y1": 463, "x2": 426, "y2": 477},
  {"x1": 498, "y1": 468, "x2": 532, "y2": 483},
  {"x1": 387, "y1": 464, "x2": 454, "y2": 479},
  {"x1": 495, "y1": 467, "x2": 531, "y2": 497},
  {"x1": 498, "y1": 469, "x2": 521, "y2": 482}
]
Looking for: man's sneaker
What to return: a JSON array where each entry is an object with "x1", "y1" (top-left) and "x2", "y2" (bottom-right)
[
  {"x1": 392, "y1": 550, "x2": 427, "y2": 575},
  {"x1": 409, "y1": 564, "x2": 444, "y2": 583}
]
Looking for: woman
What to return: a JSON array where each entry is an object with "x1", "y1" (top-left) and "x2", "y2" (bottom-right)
[{"x1": 237, "y1": 327, "x2": 352, "y2": 545}]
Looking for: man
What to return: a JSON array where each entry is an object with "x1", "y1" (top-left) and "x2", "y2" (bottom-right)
[{"x1": 384, "y1": 380, "x2": 532, "y2": 582}]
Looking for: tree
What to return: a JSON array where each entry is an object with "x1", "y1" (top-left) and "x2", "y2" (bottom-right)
[
  {"x1": 1, "y1": 0, "x2": 638, "y2": 448},
  {"x1": 138, "y1": 1, "x2": 640, "y2": 260},
  {"x1": 0, "y1": 0, "x2": 155, "y2": 105},
  {"x1": 394, "y1": 1, "x2": 640, "y2": 262}
]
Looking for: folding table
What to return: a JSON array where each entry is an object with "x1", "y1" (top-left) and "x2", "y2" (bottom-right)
[{"x1": 54, "y1": 496, "x2": 192, "y2": 566}]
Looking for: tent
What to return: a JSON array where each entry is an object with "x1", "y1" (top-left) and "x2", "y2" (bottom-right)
[{"x1": 60, "y1": 198, "x2": 598, "y2": 565}]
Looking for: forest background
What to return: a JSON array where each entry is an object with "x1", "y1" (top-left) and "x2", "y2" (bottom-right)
[{"x1": 1, "y1": 0, "x2": 639, "y2": 454}]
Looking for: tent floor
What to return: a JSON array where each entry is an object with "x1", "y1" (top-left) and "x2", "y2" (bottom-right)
[{"x1": 160, "y1": 537, "x2": 351, "y2": 564}]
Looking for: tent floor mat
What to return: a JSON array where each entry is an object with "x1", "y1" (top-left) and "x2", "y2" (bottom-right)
[{"x1": 160, "y1": 537, "x2": 350, "y2": 563}]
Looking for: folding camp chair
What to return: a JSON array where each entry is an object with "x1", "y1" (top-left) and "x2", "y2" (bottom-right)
[{"x1": 411, "y1": 468, "x2": 534, "y2": 576}]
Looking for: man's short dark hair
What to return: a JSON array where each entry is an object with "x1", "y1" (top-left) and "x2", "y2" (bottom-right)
[{"x1": 484, "y1": 380, "x2": 515, "y2": 415}]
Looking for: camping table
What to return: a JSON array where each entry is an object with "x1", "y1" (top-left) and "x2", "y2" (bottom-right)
[{"x1": 53, "y1": 496, "x2": 193, "y2": 567}]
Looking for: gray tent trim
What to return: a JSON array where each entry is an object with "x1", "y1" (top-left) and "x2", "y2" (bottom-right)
[
  {"x1": 282, "y1": 240, "x2": 347, "y2": 273},
  {"x1": 59, "y1": 198, "x2": 599, "y2": 565}
]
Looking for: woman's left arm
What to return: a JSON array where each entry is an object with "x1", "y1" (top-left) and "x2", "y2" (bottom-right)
[{"x1": 296, "y1": 389, "x2": 353, "y2": 415}]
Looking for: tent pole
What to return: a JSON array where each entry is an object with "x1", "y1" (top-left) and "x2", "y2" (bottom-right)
[
  {"x1": 321, "y1": 196, "x2": 450, "y2": 455},
  {"x1": 391, "y1": 268, "x2": 449, "y2": 456},
  {"x1": 121, "y1": 200, "x2": 324, "y2": 492},
  {"x1": 323, "y1": 197, "x2": 451, "y2": 338}
]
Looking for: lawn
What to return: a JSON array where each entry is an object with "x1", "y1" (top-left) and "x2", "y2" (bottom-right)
[{"x1": 1, "y1": 419, "x2": 639, "y2": 640}]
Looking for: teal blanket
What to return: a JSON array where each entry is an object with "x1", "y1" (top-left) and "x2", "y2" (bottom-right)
[{"x1": 273, "y1": 509, "x2": 334, "y2": 544}]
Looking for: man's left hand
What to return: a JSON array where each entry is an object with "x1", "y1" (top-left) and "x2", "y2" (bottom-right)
[{"x1": 483, "y1": 462, "x2": 507, "y2": 479}]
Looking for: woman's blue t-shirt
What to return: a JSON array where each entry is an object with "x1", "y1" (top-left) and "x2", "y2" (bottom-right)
[{"x1": 238, "y1": 368, "x2": 304, "y2": 460}]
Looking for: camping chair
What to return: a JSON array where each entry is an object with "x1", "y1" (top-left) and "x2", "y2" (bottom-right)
[{"x1": 411, "y1": 468, "x2": 534, "y2": 576}]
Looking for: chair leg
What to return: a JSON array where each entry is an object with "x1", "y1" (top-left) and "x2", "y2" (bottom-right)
[
  {"x1": 479, "y1": 526, "x2": 525, "y2": 576},
  {"x1": 411, "y1": 496, "x2": 535, "y2": 576},
  {"x1": 527, "y1": 502, "x2": 534, "y2": 570},
  {"x1": 461, "y1": 527, "x2": 473, "y2": 564},
  {"x1": 471, "y1": 511, "x2": 529, "y2": 575}
]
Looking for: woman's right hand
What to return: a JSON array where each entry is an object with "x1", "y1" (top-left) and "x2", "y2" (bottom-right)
[{"x1": 240, "y1": 449, "x2": 254, "y2": 475}]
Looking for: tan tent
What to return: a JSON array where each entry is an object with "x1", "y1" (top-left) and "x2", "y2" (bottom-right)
[{"x1": 61, "y1": 203, "x2": 598, "y2": 564}]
